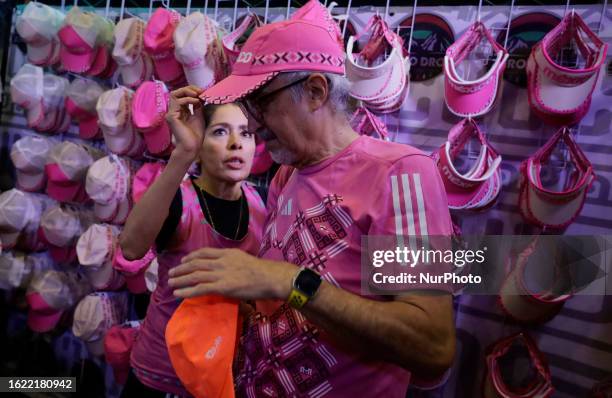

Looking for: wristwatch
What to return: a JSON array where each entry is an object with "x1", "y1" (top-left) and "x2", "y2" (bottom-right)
[{"x1": 287, "y1": 266, "x2": 322, "y2": 309}]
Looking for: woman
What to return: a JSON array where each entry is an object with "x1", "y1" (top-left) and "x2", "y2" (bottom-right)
[{"x1": 118, "y1": 86, "x2": 267, "y2": 397}]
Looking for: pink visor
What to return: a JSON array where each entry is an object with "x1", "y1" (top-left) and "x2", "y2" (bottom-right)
[
  {"x1": 433, "y1": 118, "x2": 502, "y2": 211},
  {"x1": 345, "y1": 15, "x2": 408, "y2": 113},
  {"x1": 144, "y1": 8, "x2": 185, "y2": 83},
  {"x1": 200, "y1": 0, "x2": 344, "y2": 104},
  {"x1": 444, "y1": 21, "x2": 508, "y2": 117},
  {"x1": 518, "y1": 127, "x2": 594, "y2": 230},
  {"x1": 483, "y1": 333, "x2": 554, "y2": 398},
  {"x1": 131, "y1": 81, "x2": 173, "y2": 155},
  {"x1": 498, "y1": 237, "x2": 573, "y2": 324},
  {"x1": 350, "y1": 106, "x2": 389, "y2": 140},
  {"x1": 526, "y1": 12, "x2": 608, "y2": 126}
]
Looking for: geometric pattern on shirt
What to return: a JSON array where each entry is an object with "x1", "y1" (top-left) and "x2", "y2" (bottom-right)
[
  {"x1": 276, "y1": 195, "x2": 351, "y2": 278},
  {"x1": 235, "y1": 303, "x2": 338, "y2": 398}
]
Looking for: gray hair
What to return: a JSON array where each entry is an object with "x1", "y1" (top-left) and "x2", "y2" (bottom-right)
[{"x1": 280, "y1": 71, "x2": 351, "y2": 116}]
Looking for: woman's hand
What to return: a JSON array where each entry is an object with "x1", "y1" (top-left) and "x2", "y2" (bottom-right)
[{"x1": 166, "y1": 85, "x2": 206, "y2": 163}]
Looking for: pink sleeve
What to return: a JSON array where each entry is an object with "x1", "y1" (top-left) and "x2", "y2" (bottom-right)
[
  {"x1": 368, "y1": 154, "x2": 453, "y2": 238},
  {"x1": 265, "y1": 165, "x2": 295, "y2": 213},
  {"x1": 369, "y1": 155, "x2": 453, "y2": 236},
  {"x1": 367, "y1": 155, "x2": 454, "y2": 293}
]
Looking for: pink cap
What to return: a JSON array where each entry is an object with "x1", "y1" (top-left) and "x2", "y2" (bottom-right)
[
  {"x1": 65, "y1": 78, "x2": 105, "y2": 139},
  {"x1": 0, "y1": 251, "x2": 32, "y2": 290},
  {"x1": 16, "y1": 3, "x2": 65, "y2": 67},
  {"x1": 132, "y1": 162, "x2": 165, "y2": 203},
  {"x1": 10, "y1": 136, "x2": 54, "y2": 192},
  {"x1": 26, "y1": 269, "x2": 92, "y2": 332},
  {"x1": 0, "y1": 189, "x2": 42, "y2": 250},
  {"x1": 39, "y1": 205, "x2": 85, "y2": 248},
  {"x1": 29, "y1": 74, "x2": 70, "y2": 134},
  {"x1": 45, "y1": 142, "x2": 98, "y2": 203},
  {"x1": 113, "y1": 18, "x2": 154, "y2": 88},
  {"x1": 96, "y1": 87, "x2": 146, "y2": 157},
  {"x1": 144, "y1": 8, "x2": 185, "y2": 83},
  {"x1": 527, "y1": 12, "x2": 608, "y2": 126},
  {"x1": 72, "y1": 292, "x2": 129, "y2": 356},
  {"x1": 86, "y1": 156, "x2": 132, "y2": 224},
  {"x1": 200, "y1": 0, "x2": 344, "y2": 104},
  {"x1": 444, "y1": 21, "x2": 508, "y2": 117},
  {"x1": 173, "y1": 12, "x2": 218, "y2": 89},
  {"x1": 77, "y1": 224, "x2": 125, "y2": 290},
  {"x1": 104, "y1": 321, "x2": 141, "y2": 384},
  {"x1": 58, "y1": 7, "x2": 100, "y2": 73},
  {"x1": 131, "y1": 81, "x2": 173, "y2": 155},
  {"x1": 10, "y1": 64, "x2": 44, "y2": 109}
]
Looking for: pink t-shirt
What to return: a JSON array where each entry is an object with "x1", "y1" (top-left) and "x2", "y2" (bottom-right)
[
  {"x1": 234, "y1": 136, "x2": 453, "y2": 398},
  {"x1": 130, "y1": 179, "x2": 267, "y2": 396}
]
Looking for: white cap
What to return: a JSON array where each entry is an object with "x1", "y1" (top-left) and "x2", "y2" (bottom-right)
[{"x1": 173, "y1": 12, "x2": 218, "y2": 89}]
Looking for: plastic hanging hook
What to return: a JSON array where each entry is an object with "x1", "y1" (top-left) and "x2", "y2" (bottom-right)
[
  {"x1": 384, "y1": 0, "x2": 391, "y2": 21},
  {"x1": 120, "y1": 0, "x2": 126, "y2": 20},
  {"x1": 342, "y1": 0, "x2": 353, "y2": 37},
  {"x1": 186, "y1": 0, "x2": 192, "y2": 15},
  {"x1": 476, "y1": 0, "x2": 483, "y2": 22},
  {"x1": 203, "y1": 0, "x2": 209, "y2": 16},
  {"x1": 105, "y1": 0, "x2": 111, "y2": 19},
  {"x1": 286, "y1": 0, "x2": 291, "y2": 20},
  {"x1": 598, "y1": 0, "x2": 608, "y2": 34},
  {"x1": 214, "y1": 0, "x2": 219, "y2": 22},
  {"x1": 264, "y1": 0, "x2": 270, "y2": 23},
  {"x1": 407, "y1": 0, "x2": 418, "y2": 54},
  {"x1": 232, "y1": 0, "x2": 239, "y2": 30},
  {"x1": 503, "y1": 0, "x2": 515, "y2": 49}
]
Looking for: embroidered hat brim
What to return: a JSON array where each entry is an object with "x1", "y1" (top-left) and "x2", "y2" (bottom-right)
[{"x1": 199, "y1": 71, "x2": 279, "y2": 105}]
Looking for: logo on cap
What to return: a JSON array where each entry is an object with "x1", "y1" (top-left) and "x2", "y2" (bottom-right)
[
  {"x1": 205, "y1": 335, "x2": 223, "y2": 359},
  {"x1": 236, "y1": 52, "x2": 253, "y2": 64}
]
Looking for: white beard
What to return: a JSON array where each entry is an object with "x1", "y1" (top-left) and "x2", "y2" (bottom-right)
[{"x1": 269, "y1": 146, "x2": 298, "y2": 165}]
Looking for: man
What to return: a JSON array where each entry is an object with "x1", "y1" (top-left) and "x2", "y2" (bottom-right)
[{"x1": 168, "y1": 1, "x2": 455, "y2": 396}]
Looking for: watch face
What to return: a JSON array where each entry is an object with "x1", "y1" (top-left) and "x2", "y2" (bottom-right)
[{"x1": 296, "y1": 268, "x2": 322, "y2": 296}]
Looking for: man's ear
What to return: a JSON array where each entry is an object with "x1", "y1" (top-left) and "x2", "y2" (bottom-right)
[{"x1": 303, "y1": 74, "x2": 329, "y2": 111}]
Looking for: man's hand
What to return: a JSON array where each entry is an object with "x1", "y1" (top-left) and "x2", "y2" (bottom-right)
[
  {"x1": 166, "y1": 85, "x2": 206, "y2": 162},
  {"x1": 168, "y1": 248, "x2": 297, "y2": 300}
]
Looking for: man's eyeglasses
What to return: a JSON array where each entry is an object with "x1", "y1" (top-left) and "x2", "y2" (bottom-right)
[{"x1": 243, "y1": 77, "x2": 309, "y2": 124}]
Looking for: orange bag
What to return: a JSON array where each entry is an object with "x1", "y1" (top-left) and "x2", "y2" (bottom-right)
[{"x1": 166, "y1": 295, "x2": 239, "y2": 398}]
